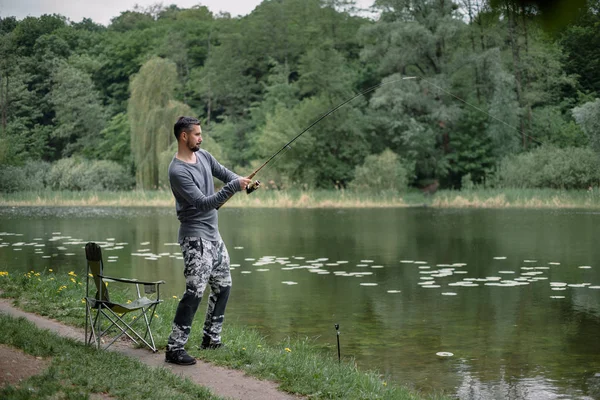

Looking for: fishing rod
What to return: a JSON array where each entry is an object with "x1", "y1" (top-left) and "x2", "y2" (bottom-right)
[{"x1": 217, "y1": 74, "x2": 541, "y2": 208}]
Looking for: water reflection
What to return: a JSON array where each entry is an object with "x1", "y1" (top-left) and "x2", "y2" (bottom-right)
[{"x1": 1, "y1": 206, "x2": 600, "y2": 399}]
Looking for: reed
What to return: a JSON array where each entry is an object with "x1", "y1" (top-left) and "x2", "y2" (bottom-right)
[{"x1": 1, "y1": 188, "x2": 599, "y2": 209}]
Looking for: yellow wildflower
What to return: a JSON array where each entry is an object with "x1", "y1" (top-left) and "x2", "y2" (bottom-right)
[
  {"x1": 48, "y1": 269, "x2": 53, "y2": 272},
  {"x1": 242, "y1": 347, "x2": 246, "y2": 351},
  {"x1": 0, "y1": 271, "x2": 8, "y2": 277},
  {"x1": 70, "y1": 278, "x2": 76, "y2": 283},
  {"x1": 68, "y1": 271, "x2": 77, "y2": 277},
  {"x1": 34, "y1": 272, "x2": 40, "y2": 276},
  {"x1": 285, "y1": 348, "x2": 291, "y2": 352}
]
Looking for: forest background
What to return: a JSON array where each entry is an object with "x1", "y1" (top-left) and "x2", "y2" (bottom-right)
[{"x1": 0, "y1": 0, "x2": 599, "y2": 194}]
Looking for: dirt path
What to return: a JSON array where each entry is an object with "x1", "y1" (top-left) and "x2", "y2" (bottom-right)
[{"x1": 0, "y1": 299, "x2": 301, "y2": 400}]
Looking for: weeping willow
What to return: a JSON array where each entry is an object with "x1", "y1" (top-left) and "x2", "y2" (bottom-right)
[{"x1": 128, "y1": 57, "x2": 191, "y2": 189}]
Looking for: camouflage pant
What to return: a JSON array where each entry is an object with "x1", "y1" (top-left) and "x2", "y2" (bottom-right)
[{"x1": 167, "y1": 237, "x2": 232, "y2": 351}]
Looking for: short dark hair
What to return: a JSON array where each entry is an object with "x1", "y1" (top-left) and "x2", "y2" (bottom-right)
[{"x1": 174, "y1": 116, "x2": 200, "y2": 140}]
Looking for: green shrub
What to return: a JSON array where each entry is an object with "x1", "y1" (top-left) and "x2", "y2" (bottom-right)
[
  {"x1": 497, "y1": 146, "x2": 600, "y2": 189},
  {"x1": 349, "y1": 149, "x2": 410, "y2": 192},
  {"x1": 47, "y1": 158, "x2": 134, "y2": 191},
  {"x1": 0, "y1": 161, "x2": 51, "y2": 192}
]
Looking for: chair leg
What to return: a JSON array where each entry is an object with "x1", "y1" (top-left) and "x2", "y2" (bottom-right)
[
  {"x1": 105, "y1": 307, "x2": 159, "y2": 352},
  {"x1": 100, "y1": 311, "x2": 140, "y2": 348},
  {"x1": 85, "y1": 303, "x2": 161, "y2": 353},
  {"x1": 139, "y1": 304, "x2": 158, "y2": 352},
  {"x1": 91, "y1": 307, "x2": 103, "y2": 349},
  {"x1": 85, "y1": 302, "x2": 89, "y2": 345}
]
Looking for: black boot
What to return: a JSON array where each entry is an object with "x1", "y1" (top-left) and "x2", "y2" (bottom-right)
[
  {"x1": 165, "y1": 349, "x2": 197, "y2": 365},
  {"x1": 200, "y1": 335, "x2": 225, "y2": 350}
]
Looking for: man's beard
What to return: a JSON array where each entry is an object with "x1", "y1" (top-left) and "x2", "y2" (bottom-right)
[{"x1": 189, "y1": 143, "x2": 200, "y2": 152}]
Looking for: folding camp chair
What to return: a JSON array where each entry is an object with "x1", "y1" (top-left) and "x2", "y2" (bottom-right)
[{"x1": 84, "y1": 242, "x2": 165, "y2": 352}]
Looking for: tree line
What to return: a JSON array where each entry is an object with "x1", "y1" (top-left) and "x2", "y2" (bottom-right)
[{"x1": 0, "y1": 0, "x2": 599, "y2": 192}]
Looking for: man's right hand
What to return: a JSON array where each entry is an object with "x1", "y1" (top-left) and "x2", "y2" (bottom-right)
[{"x1": 238, "y1": 177, "x2": 253, "y2": 191}]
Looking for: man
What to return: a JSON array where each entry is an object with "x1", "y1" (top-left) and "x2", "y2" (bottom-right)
[{"x1": 165, "y1": 116, "x2": 253, "y2": 365}]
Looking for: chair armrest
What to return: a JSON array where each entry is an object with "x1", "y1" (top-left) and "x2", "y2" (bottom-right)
[{"x1": 97, "y1": 274, "x2": 166, "y2": 286}]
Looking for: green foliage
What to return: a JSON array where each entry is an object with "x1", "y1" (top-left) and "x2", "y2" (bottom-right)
[
  {"x1": 485, "y1": 53, "x2": 522, "y2": 158},
  {"x1": 572, "y1": 98, "x2": 600, "y2": 152},
  {"x1": 128, "y1": 57, "x2": 187, "y2": 189},
  {"x1": 95, "y1": 29, "x2": 159, "y2": 110},
  {"x1": 349, "y1": 148, "x2": 410, "y2": 192},
  {"x1": 10, "y1": 14, "x2": 67, "y2": 55},
  {"x1": 446, "y1": 110, "x2": 497, "y2": 188},
  {"x1": 496, "y1": 145, "x2": 600, "y2": 189},
  {"x1": 0, "y1": 161, "x2": 51, "y2": 192},
  {"x1": 560, "y1": 0, "x2": 600, "y2": 97},
  {"x1": 530, "y1": 105, "x2": 586, "y2": 147},
  {"x1": 46, "y1": 157, "x2": 134, "y2": 191},
  {"x1": 1, "y1": 1, "x2": 600, "y2": 191},
  {"x1": 367, "y1": 74, "x2": 452, "y2": 181},
  {"x1": 50, "y1": 61, "x2": 106, "y2": 157},
  {"x1": 187, "y1": 31, "x2": 257, "y2": 119},
  {"x1": 85, "y1": 112, "x2": 132, "y2": 165}
]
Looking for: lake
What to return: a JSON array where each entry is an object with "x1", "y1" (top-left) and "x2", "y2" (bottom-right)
[{"x1": 1, "y1": 206, "x2": 599, "y2": 399}]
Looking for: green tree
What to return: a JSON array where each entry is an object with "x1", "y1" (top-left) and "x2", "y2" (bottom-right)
[
  {"x1": 188, "y1": 30, "x2": 257, "y2": 120},
  {"x1": 360, "y1": 0, "x2": 465, "y2": 183},
  {"x1": 85, "y1": 112, "x2": 132, "y2": 166},
  {"x1": 128, "y1": 57, "x2": 190, "y2": 189},
  {"x1": 95, "y1": 29, "x2": 159, "y2": 111},
  {"x1": 560, "y1": 0, "x2": 600, "y2": 97},
  {"x1": 50, "y1": 61, "x2": 107, "y2": 157},
  {"x1": 10, "y1": 14, "x2": 67, "y2": 56},
  {"x1": 349, "y1": 148, "x2": 411, "y2": 192},
  {"x1": 572, "y1": 99, "x2": 600, "y2": 152},
  {"x1": 446, "y1": 110, "x2": 496, "y2": 187}
]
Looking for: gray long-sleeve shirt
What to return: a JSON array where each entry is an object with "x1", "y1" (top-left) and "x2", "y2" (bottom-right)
[{"x1": 168, "y1": 149, "x2": 241, "y2": 242}]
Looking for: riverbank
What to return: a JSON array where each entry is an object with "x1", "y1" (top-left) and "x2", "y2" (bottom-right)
[
  {"x1": 0, "y1": 270, "x2": 447, "y2": 400},
  {"x1": 1, "y1": 188, "x2": 599, "y2": 208}
]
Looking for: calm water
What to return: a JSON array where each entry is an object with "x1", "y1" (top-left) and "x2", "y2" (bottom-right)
[{"x1": 1, "y1": 206, "x2": 600, "y2": 399}]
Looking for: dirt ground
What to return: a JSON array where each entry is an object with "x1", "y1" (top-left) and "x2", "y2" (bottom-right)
[
  {"x1": 0, "y1": 299, "x2": 301, "y2": 400},
  {"x1": 0, "y1": 344, "x2": 50, "y2": 388}
]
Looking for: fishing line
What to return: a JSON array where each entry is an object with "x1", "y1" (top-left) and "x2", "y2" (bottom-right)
[{"x1": 417, "y1": 76, "x2": 544, "y2": 146}]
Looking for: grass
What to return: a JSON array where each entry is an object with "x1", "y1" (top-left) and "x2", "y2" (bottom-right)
[
  {"x1": 0, "y1": 314, "x2": 220, "y2": 400},
  {"x1": 1, "y1": 187, "x2": 600, "y2": 209},
  {"x1": 0, "y1": 269, "x2": 448, "y2": 400}
]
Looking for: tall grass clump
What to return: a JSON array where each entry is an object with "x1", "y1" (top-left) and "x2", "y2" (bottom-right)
[{"x1": 496, "y1": 145, "x2": 600, "y2": 189}]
